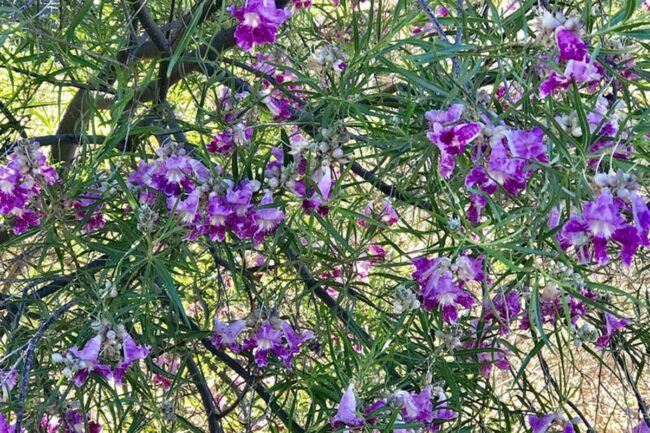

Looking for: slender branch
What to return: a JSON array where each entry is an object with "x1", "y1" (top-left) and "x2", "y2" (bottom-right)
[
  {"x1": 15, "y1": 299, "x2": 78, "y2": 433},
  {"x1": 186, "y1": 355, "x2": 223, "y2": 433},
  {"x1": 284, "y1": 247, "x2": 373, "y2": 349},
  {"x1": 611, "y1": 336, "x2": 650, "y2": 428}
]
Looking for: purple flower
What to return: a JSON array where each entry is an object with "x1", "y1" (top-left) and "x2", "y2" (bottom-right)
[
  {"x1": 212, "y1": 319, "x2": 247, "y2": 352},
  {"x1": 483, "y1": 290, "x2": 521, "y2": 334},
  {"x1": 394, "y1": 388, "x2": 434, "y2": 423},
  {"x1": 0, "y1": 369, "x2": 17, "y2": 393},
  {"x1": 528, "y1": 414, "x2": 558, "y2": 433},
  {"x1": 331, "y1": 384, "x2": 365, "y2": 429},
  {"x1": 565, "y1": 59, "x2": 603, "y2": 84},
  {"x1": 583, "y1": 191, "x2": 624, "y2": 240},
  {"x1": 112, "y1": 331, "x2": 151, "y2": 386},
  {"x1": 421, "y1": 271, "x2": 474, "y2": 323},
  {"x1": 539, "y1": 71, "x2": 572, "y2": 98},
  {"x1": 508, "y1": 127, "x2": 549, "y2": 164},
  {"x1": 595, "y1": 311, "x2": 629, "y2": 348},
  {"x1": 0, "y1": 413, "x2": 14, "y2": 433},
  {"x1": 229, "y1": 0, "x2": 292, "y2": 51},
  {"x1": 425, "y1": 105, "x2": 481, "y2": 178},
  {"x1": 65, "y1": 335, "x2": 112, "y2": 387},
  {"x1": 278, "y1": 321, "x2": 313, "y2": 368},
  {"x1": 631, "y1": 193, "x2": 650, "y2": 242},
  {"x1": 556, "y1": 27, "x2": 588, "y2": 61},
  {"x1": 208, "y1": 131, "x2": 235, "y2": 154},
  {"x1": 633, "y1": 422, "x2": 650, "y2": 433},
  {"x1": 487, "y1": 141, "x2": 526, "y2": 194},
  {"x1": 250, "y1": 322, "x2": 283, "y2": 368},
  {"x1": 478, "y1": 342, "x2": 510, "y2": 376},
  {"x1": 253, "y1": 192, "x2": 285, "y2": 245}
]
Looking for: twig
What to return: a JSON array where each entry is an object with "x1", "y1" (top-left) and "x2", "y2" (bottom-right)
[
  {"x1": 15, "y1": 299, "x2": 78, "y2": 433},
  {"x1": 186, "y1": 355, "x2": 223, "y2": 433}
]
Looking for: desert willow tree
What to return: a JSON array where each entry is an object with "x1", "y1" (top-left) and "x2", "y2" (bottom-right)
[{"x1": 0, "y1": 0, "x2": 650, "y2": 432}]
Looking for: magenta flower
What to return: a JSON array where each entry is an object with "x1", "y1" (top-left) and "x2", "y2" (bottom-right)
[
  {"x1": 112, "y1": 331, "x2": 151, "y2": 386},
  {"x1": 556, "y1": 27, "x2": 587, "y2": 61},
  {"x1": 331, "y1": 384, "x2": 365, "y2": 429},
  {"x1": 508, "y1": 127, "x2": 549, "y2": 164},
  {"x1": 425, "y1": 104, "x2": 481, "y2": 178},
  {"x1": 211, "y1": 319, "x2": 247, "y2": 352},
  {"x1": 487, "y1": 142, "x2": 526, "y2": 195},
  {"x1": 539, "y1": 71, "x2": 572, "y2": 98},
  {"x1": 229, "y1": 0, "x2": 292, "y2": 51},
  {"x1": 595, "y1": 311, "x2": 629, "y2": 348}
]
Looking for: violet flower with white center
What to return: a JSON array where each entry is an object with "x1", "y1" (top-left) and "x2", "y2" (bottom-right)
[
  {"x1": 249, "y1": 322, "x2": 283, "y2": 368},
  {"x1": 421, "y1": 271, "x2": 474, "y2": 323},
  {"x1": 211, "y1": 318, "x2": 247, "y2": 352},
  {"x1": 229, "y1": 0, "x2": 292, "y2": 51},
  {"x1": 331, "y1": 384, "x2": 365, "y2": 429},
  {"x1": 253, "y1": 191, "x2": 284, "y2": 245},
  {"x1": 425, "y1": 105, "x2": 481, "y2": 178},
  {"x1": 393, "y1": 387, "x2": 434, "y2": 423},
  {"x1": 595, "y1": 311, "x2": 629, "y2": 348},
  {"x1": 59, "y1": 335, "x2": 112, "y2": 387}
]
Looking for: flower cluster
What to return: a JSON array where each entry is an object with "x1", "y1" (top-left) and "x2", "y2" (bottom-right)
[
  {"x1": 533, "y1": 10, "x2": 603, "y2": 98},
  {"x1": 551, "y1": 170, "x2": 650, "y2": 266},
  {"x1": 211, "y1": 312, "x2": 313, "y2": 369},
  {"x1": 425, "y1": 104, "x2": 481, "y2": 178},
  {"x1": 208, "y1": 123, "x2": 253, "y2": 155},
  {"x1": 331, "y1": 383, "x2": 457, "y2": 432},
  {"x1": 53, "y1": 323, "x2": 150, "y2": 387},
  {"x1": 465, "y1": 123, "x2": 549, "y2": 224},
  {"x1": 424, "y1": 104, "x2": 549, "y2": 224},
  {"x1": 229, "y1": 0, "x2": 292, "y2": 51},
  {"x1": 40, "y1": 401, "x2": 102, "y2": 433},
  {"x1": 412, "y1": 254, "x2": 484, "y2": 323},
  {"x1": 553, "y1": 96, "x2": 634, "y2": 167},
  {"x1": 264, "y1": 127, "x2": 349, "y2": 215},
  {"x1": 0, "y1": 140, "x2": 57, "y2": 234},
  {"x1": 128, "y1": 142, "x2": 284, "y2": 244},
  {"x1": 314, "y1": 45, "x2": 347, "y2": 74}
]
